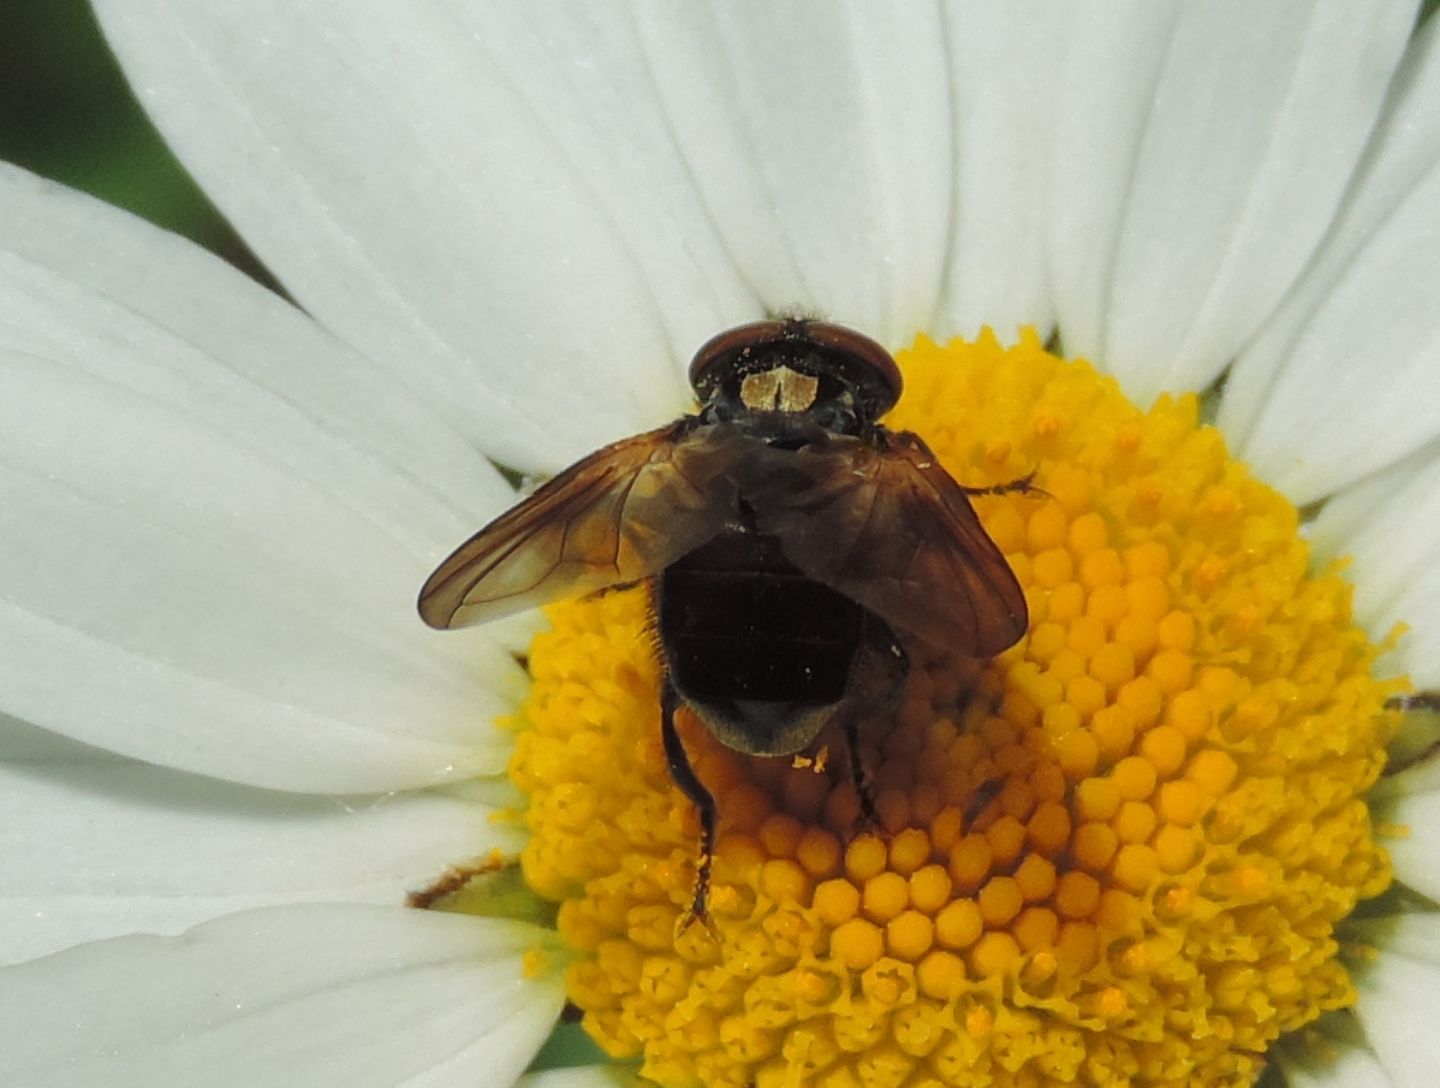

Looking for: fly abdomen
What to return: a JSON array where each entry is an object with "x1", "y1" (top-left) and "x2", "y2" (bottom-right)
[{"x1": 656, "y1": 530, "x2": 863, "y2": 708}]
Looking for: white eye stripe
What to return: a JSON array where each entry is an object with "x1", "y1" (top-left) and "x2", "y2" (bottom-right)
[{"x1": 739, "y1": 366, "x2": 820, "y2": 413}]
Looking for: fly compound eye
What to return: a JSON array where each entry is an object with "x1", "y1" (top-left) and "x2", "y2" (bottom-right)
[
  {"x1": 798, "y1": 321, "x2": 902, "y2": 418},
  {"x1": 688, "y1": 319, "x2": 788, "y2": 405},
  {"x1": 687, "y1": 318, "x2": 903, "y2": 421}
]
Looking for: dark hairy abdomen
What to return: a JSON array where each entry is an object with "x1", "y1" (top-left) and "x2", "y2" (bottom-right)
[{"x1": 656, "y1": 529, "x2": 863, "y2": 706}]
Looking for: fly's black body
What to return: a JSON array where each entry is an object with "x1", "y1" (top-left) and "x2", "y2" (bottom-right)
[
  {"x1": 657, "y1": 523, "x2": 874, "y2": 752},
  {"x1": 419, "y1": 318, "x2": 1035, "y2": 927}
]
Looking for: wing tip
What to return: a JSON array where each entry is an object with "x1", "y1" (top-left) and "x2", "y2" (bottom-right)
[{"x1": 416, "y1": 593, "x2": 456, "y2": 629}]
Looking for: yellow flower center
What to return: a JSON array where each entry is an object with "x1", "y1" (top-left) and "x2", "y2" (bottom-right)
[{"x1": 507, "y1": 331, "x2": 1399, "y2": 1088}]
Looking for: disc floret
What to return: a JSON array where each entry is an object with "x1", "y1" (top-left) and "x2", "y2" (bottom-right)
[{"x1": 510, "y1": 330, "x2": 1398, "y2": 1088}]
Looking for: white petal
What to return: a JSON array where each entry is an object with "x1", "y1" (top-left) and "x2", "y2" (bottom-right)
[
  {"x1": 0, "y1": 165, "x2": 511, "y2": 554},
  {"x1": 1371, "y1": 756, "x2": 1440, "y2": 903},
  {"x1": 0, "y1": 713, "x2": 123, "y2": 764},
  {"x1": 0, "y1": 905, "x2": 562, "y2": 1088},
  {"x1": 483, "y1": 608, "x2": 553, "y2": 659},
  {"x1": 634, "y1": 0, "x2": 954, "y2": 347},
  {"x1": 933, "y1": 0, "x2": 1064, "y2": 342},
  {"x1": 1223, "y1": 16, "x2": 1440, "y2": 503},
  {"x1": 1049, "y1": 0, "x2": 1415, "y2": 400},
  {"x1": 0, "y1": 166, "x2": 524, "y2": 793},
  {"x1": 1352, "y1": 914, "x2": 1440, "y2": 1088},
  {"x1": 1276, "y1": 1028, "x2": 1397, "y2": 1088},
  {"x1": 516, "y1": 1069, "x2": 637, "y2": 1088},
  {"x1": 1287, "y1": 1050, "x2": 1397, "y2": 1088},
  {"x1": 93, "y1": 0, "x2": 773, "y2": 472},
  {"x1": 1306, "y1": 446, "x2": 1440, "y2": 689},
  {"x1": 0, "y1": 752, "x2": 518, "y2": 966}
]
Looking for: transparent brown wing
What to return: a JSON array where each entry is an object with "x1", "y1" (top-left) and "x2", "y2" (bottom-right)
[
  {"x1": 738, "y1": 428, "x2": 1028, "y2": 656},
  {"x1": 418, "y1": 420, "x2": 740, "y2": 628}
]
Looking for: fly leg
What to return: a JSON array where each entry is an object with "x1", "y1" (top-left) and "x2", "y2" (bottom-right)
[
  {"x1": 960, "y1": 468, "x2": 1048, "y2": 499},
  {"x1": 840, "y1": 618, "x2": 909, "y2": 835},
  {"x1": 842, "y1": 711, "x2": 880, "y2": 831},
  {"x1": 964, "y1": 777, "x2": 1003, "y2": 825},
  {"x1": 661, "y1": 675, "x2": 717, "y2": 935}
]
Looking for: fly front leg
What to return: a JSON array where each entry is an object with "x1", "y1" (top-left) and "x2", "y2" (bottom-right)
[
  {"x1": 661, "y1": 675, "x2": 717, "y2": 934},
  {"x1": 960, "y1": 468, "x2": 1047, "y2": 499}
]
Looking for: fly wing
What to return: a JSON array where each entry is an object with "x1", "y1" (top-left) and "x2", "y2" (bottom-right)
[
  {"x1": 418, "y1": 420, "x2": 739, "y2": 628},
  {"x1": 740, "y1": 428, "x2": 1028, "y2": 656}
]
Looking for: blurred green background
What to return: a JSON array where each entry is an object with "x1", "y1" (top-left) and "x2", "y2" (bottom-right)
[{"x1": 0, "y1": 0, "x2": 270, "y2": 283}]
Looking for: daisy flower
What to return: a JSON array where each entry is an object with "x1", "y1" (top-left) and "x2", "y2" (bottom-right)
[{"x1": 3, "y1": 3, "x2": 1440, "y2": 1087}]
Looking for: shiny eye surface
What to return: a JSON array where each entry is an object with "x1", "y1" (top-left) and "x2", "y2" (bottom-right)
[{"x1": 688, "y1": 318, "x2": 902, "y2": 420}]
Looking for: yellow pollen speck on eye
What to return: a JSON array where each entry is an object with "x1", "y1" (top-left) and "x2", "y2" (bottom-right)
[{"x1": 505, "y1": 329, "x2": 1401, "y2": 1088}]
